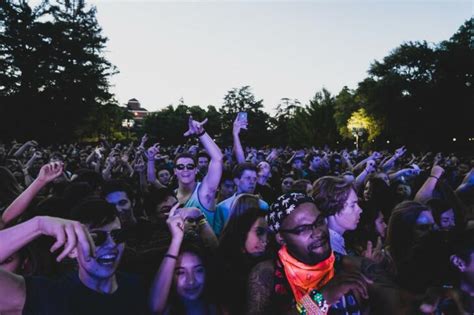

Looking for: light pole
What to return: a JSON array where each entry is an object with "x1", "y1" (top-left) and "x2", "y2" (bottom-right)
[
  {"x1": 351, "y1": 127, "x2": 364, "y2": 150},
  {"x1": 122, "y1": 119, "x2": 135, "y2": 140}
]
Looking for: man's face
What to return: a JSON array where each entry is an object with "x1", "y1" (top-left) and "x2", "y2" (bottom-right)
[
  {"x1": 105, "y1": 191, "x2": 135, "y2": 226},
  {"x1": 155, "y1": 196, "x2": 178, "y2": 221},
  {"x1": 292, "y1": 159, "x2": 303, "y2": 170},
  {"x1": 258, "y1": 161, "x2": 271, "y2": 178},
  {"x1": 220, "y1": 179, "x2": 235, "y2": 200},
  {"x1": 278, "y1": 202, "x2": 331, "y2": 265},
  {"x1": 281, "y1": 177, "x2": 294, "y2": 194},
  {"x1": 332, "y1": 189, "x2": 363, "y2": 232},
  {"x1": 235, "y1": 170, "x2": 257, "y2": 194},
  {"x1": 174, "y1": 157, "x2": 197, "y2": 185},
  {"x1": 157, "y1": 169, "x2": 171, "y2": 185},
  {"x1": 310, "y1": 156, "x2": 323, "y2": 169},
  {"x1": 198, "y1": 157, "x2": 209, "y2": 171},
  {"x1": 77, "y1": 218, "x2": 125, "y2": 281}
]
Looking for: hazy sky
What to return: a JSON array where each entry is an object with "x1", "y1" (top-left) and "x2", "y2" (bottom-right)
[{"x1": 88, "y1": 0, "x2": 471, "y2": 113}]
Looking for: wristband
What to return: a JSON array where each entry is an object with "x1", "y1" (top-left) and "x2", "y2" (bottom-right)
[
  {"x1": 198, "y1": 218, "x2": 208, "y2": 227},
  {"x1": 164, "y1": 254, "x2": 178, "y2": 260},
  {"x1": 429, "y1": 175, "x2": 439, "y2": 180},
  {"x1": 196, "y1": 130, "x2": 206, "y2": 137}
]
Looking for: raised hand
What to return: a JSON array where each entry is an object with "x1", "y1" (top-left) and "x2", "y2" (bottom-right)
[
  {"x1": 146, "y1": 143, "x2": 160, "y2": 161},
  {"x1": 139, "y1": 134, "x2": 148, "y2": 148},
  {"x1": 233, "y1": 115, "x2": 248, "y2": 136},
  {"x1": 37, "y1": 216, "x2": 95, "y2": 262},
  {"x1": 321, "y1": 270, "x2": 373, "y2": 304},
  {"x1": 37, "y1": 162, "x2": 64, "y2": 183},
  {"x1": 183, "y1": 116, "x2": 208, "y2": 137},
  {"x1": 362, "y1": 237, "x2": 385, "y2": 264},
  {"x1": 166, "y1": 203, "x2": 184, "y2": 241},
  {"x1": 394, "y1": 146, "x2": 406, "y2": 158},
  {"x1": 365, "y1": 159, "x2": 376, "y2": 174}
]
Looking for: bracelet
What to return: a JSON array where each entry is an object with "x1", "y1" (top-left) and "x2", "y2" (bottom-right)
[
  {"x1": 429, "y1": 175, "x2": 439, "y2": 180},
  {"x1": 164, "y1": 254, "x2": 178, "y2": 260},
  {"x1": 198, "y1": 218, "x2": 208, "y2": 227},
  {"x1": 196, "y1": 130, "x2": 206, "y2": 137}
]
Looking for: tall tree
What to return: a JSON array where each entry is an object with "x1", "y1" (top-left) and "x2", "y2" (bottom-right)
[{"x1": 0, "y1": 0, "x2": 117, "y2": 143}]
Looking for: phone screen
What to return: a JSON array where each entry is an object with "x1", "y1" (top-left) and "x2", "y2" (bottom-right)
[{"x1": 238, "y1": 112, "x2": 248, "y2": 123}]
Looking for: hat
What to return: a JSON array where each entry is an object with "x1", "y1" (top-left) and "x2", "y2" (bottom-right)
[{"x1": 266, "y1": 192, "x2": 314, "y2": 233}]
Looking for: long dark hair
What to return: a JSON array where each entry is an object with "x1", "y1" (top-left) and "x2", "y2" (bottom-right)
[{"x1": 386, "y1": 201, "x2": 430, "y2": 266}]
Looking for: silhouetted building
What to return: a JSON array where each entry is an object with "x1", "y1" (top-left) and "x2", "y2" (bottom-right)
[{"x1": 126, "y1": 98, "x2": 149, "y2": 121}]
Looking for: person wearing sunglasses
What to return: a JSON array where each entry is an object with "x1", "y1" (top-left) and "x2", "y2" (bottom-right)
[
  {"x1": 244, "y1": 192, "x2": 402, "y2": 315},
  {"x1": 174, "y1": 116, "x2": 223, "y2": 229},
  {"x1": 0, "y1": 198, "x2": 150, "y2": 314}
]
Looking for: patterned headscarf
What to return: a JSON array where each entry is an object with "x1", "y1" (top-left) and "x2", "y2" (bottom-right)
[{"x1": 267, "y1": 192, "x2": 314, "y2": 233}]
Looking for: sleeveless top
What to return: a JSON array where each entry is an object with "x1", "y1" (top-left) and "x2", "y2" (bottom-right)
[
  {"x1": 180, "y1": 182, "x2": 215, "y2": 228},
  {"x1": 273, "y1": 252, "x2": 362, "y2": 315}
]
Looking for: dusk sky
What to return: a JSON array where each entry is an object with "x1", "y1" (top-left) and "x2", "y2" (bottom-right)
[{"x1": 87, "y1": 0, "x2": 471, "y2": 113}]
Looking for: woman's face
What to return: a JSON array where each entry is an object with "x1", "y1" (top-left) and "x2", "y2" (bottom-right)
[
  {"x1": 174, "y1": 252, "x2": 206, "y2": 301},
  {"x1": 363, "y1": 181, "x2": 372, "y2": 201},
  {"x1": 244, "y1": 217, "x2": 269, "y2": 256},
  {"x1": 375, "y1": 211, "x2": 387, "y2": 239},
  {"x1": 439, "y1": 209, "x2": 455, "y2": 231}
]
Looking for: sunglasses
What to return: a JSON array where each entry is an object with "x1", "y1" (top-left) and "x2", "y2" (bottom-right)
[
  {"x1": 89, "y1": 229, "x2": 129, "y2": 246},
  {"x1": 175, "y1": 164, "x2": 196, "y2": 170}
]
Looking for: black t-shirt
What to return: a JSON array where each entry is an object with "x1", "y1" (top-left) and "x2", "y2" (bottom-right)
[{"x1": 23, "y1": 272, "x2": 150, "y2": 315}]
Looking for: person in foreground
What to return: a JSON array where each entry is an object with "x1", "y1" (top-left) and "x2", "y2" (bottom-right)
[
  {"x1": 245, "y1": 192, "x2": 403, "y2": 315},
  {"x1": 0, "y1": 198, "x2": 150, "y2": 315}
]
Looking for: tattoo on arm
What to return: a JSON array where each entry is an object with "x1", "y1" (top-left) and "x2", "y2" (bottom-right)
[{"x1": 245, "y1": 261, "x2": 274, "y2": 315}]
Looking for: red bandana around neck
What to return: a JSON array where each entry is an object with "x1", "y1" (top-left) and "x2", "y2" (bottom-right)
[{"x1": 278, "y1": 246, "x2": 335, "y2": 302}]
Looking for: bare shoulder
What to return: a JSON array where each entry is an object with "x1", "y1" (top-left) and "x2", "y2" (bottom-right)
[{"x1": 245, "y1": 260, "x2": 275, "y2": 315}]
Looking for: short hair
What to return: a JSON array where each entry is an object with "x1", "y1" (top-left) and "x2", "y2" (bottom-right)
[
  {"x1": 232, "y1": 163, "x2": 258, "y2": 179},
  {"x1": 197, "y1": 151, "x2": 210, "y2": 161},
  {"x1": 312, "y1": 176, "x2": 353, "y2": 216},
  {"x1": 306, "y1": 152, "x2": 323, "y2": 165},
  {"x1": 101, "y1": 179, "x2": 134, "y2": 200},
  {"x1": 173, "y1": 152, "x2": 196, "y2": 166},
  {"x1": 143, "y1": 187, "x2": 177, "y2": 217},
  {"x1": 70, "y1": 197, "x2": 117, "y2": 228},
  {"x1": 291, "y1": 179, "x2": 312, "y2": 194},
  {"x1": 156, "y1": 165, "x2": 171, "y2": 174}
]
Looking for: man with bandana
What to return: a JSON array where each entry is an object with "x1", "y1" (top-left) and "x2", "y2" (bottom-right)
[{"x1": 245, "y1": 192, "x2": 403, "y2": 315}]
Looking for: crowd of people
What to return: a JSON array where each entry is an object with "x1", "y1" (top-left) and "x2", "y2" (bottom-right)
[{"x1": 0, "y1": 115, "x2": 473, "y2": 314}]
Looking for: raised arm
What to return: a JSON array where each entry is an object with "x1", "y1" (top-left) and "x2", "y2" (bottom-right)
[
  {"x1": 184, "y1": 116, "x2": 223, "y2": 210},
  {"x1": 150, "y1": 204, "x2": 184, "y2": 314},
  {"x1": 12, "y1": 140, "x2": 37, "y2": 158},
  {"x1": 0, "y1": 215, "x2": 95, "y2": 313},
  {"x1": 233, "y1": 116, "x2": 247, "y2": 164},
  {"x1": 146, "y1": 144, "x2": 166, "y2": 189},
  {"x1": 414, "y1": 165, "x2": 444, "y2": 203},
  {"x1": 2, "y1": 162, "x2": 63, "y2": 227},
  {"x1": 354, "y1": 159, "x2": 376, "y2": 193},
  {"x1": 381, "y1": 146, "x2": 406, "y2": 173}
]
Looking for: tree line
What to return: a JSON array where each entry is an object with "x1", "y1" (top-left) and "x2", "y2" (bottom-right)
[{"x1": 1, "y1": 0, "x2": 472, "y2": 150}]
